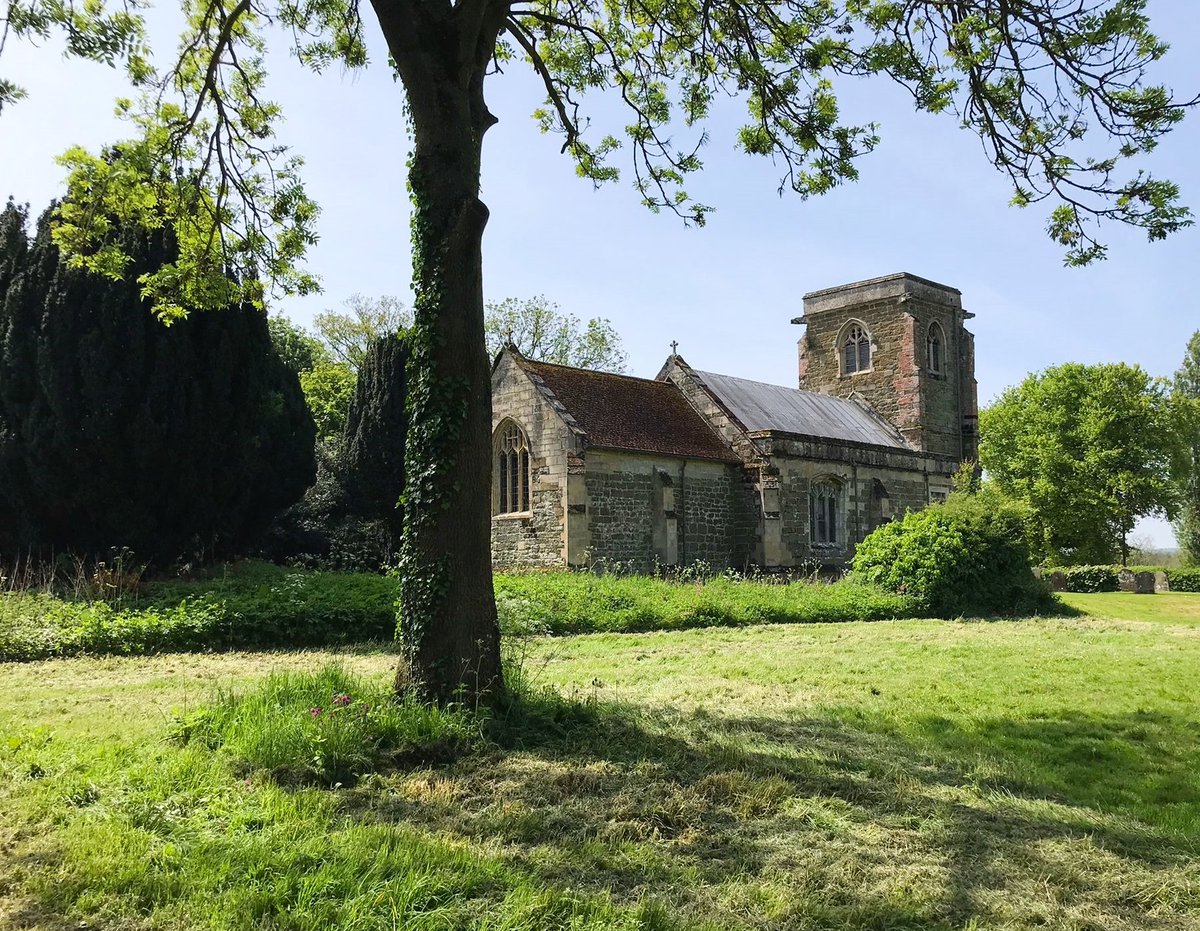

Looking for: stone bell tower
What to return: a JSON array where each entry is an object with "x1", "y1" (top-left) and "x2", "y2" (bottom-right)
[{"x1": 792, "y1": 272, "x2": 978, "y2": 461}]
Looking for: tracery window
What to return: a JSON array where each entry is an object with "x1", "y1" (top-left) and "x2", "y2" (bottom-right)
[
  {"x1": 927, "y1": 322, "x2": 945, "y2": 375},
  {"x1": 810, "y1": 480, "x2": 840, "y2": 547},
  {"x1": 842, "y1": 324, "x2": 871, "y2": 375},
  {"x1": 495, "y1": 421, "x2": 531, "y2": 515}
]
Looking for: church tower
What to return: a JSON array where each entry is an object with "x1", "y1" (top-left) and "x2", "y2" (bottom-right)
[{"x1": 792, "y1": 273, "x2": 978, "y2": 461}]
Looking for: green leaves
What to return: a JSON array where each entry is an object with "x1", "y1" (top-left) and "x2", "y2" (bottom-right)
[
  {"x1": 509, "y1": 0, "x2": 1193, "y2": 259},
  {"x1": 981, "y1": 362, "x2": 1185, "y2": 564}
]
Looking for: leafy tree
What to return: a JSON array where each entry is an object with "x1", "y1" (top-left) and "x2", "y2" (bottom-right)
[
  {"x1": 5, "y1": 0, "x2": 1197, "y2": 702},
  {"x1": 300, "y1": 362, "x2": 357, "y2": 442},
  {"x1": 313, "y1": 295, "x2": 411, "y2": 373},
  {"x1": 1173, "y1": 332, "x2": 1200, "y2": 565},
  {"x1": 0, "y1": 201, "x2": 314, "y2": 562},
  {"x1": 269, "y1": 314, "x2": 330, "y2": 376},
  {"x1": 980, "y1": 363, "x2": 1183, "y2": 565},
  {"x1": 485, "y1": 296, "x2": 627, "y2": 372},
  {"x1": 344, "y1": 334, "x2": 410, "y2": 546}
]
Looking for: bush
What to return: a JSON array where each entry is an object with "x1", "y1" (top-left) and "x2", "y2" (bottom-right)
[
  {"x1": 1058, "y1": 566, "x2": 1120, "y2": 593},
  {"x1": 1052, "y1": 565, "x2": 1200, "y2": 593},
  {"x1": 1167, "y1": 568, "x2": 1200, "y2": 592},
  {"x1": 852, "y1": 490, "x2": 1055, "y2": 618},
  {"x1": 174, "y1": 665, "x2": 479, "y2": 785}
]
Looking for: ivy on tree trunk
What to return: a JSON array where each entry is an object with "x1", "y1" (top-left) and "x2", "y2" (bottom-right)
[{"x1": 379, "y1": 2, "x2": 508, "y2": 704}]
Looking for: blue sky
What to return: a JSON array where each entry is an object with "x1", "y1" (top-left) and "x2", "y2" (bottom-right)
[{"x1": 2, "y1": 1, "x2": 1197, "y2": 546}]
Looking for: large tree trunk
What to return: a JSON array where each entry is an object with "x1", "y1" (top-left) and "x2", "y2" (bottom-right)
[{"x1": 374, "y1": 1, "x2": 507, "y2": 705}]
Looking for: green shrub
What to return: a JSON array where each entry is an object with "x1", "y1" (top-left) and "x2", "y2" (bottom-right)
[
  {"x1": 852, "y1": 490, "x2": 1054, "y2": 618},
  {"x1": 1166, "y1": 568, "x2": 1200, "y2": 593},
  {"x1": 1059, "y1": 566, "x2": 1120, "y2": 593},
  {"x1": 175, "y1": 665, "x2": 479, "y2": 785},
  {"x1": 1052, "y1": 565, "x2": 1200, "y2": 593}
]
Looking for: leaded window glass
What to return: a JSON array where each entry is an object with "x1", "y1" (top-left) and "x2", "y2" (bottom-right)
[
  {"x1": 842, "y1": 324, "x2": 871, "y2": 374},
  {"x1": 810, "y1": 480, "x2": 840, "y2": 546},
  {"x1": 495, "y1": 422, "x2": 531, "y2": 514}
]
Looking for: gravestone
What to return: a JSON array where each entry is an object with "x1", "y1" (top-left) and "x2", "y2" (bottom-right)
[
  {"x1": 1155, "y1": 571, "x2": 1170, "y2": 593},
  {"x1": 1119, "y1": 569, "x2": 1155, "y2": 594}
]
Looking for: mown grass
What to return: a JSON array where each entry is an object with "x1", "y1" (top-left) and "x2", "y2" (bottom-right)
[
  {"x1": 1060, "y1": 590, "x2": 1200, "y2": 626},
  {"x1": 1, "y1": 563, "x2": 928, "y2": 661},
  {"x1": 2, "y1": 608, "x2": 1198, "y2": 930}
]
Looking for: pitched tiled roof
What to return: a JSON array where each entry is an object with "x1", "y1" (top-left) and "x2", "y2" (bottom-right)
[
  {"x1": 519, "y1": 357, "x2": 739, "y2": 462},
  {"x1": 695, "y1": 370, "x2": 910, "y2": 450}
]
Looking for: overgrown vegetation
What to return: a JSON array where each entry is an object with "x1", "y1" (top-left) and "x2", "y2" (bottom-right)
[
  {"x1": 495, "y1": 572, "x2": 919, "y2": 635},
  {"x1": 1, "y1": 562, "x2": 928, "y2": 661},
  {"x1": 852, "y1": 490, "x2": 1054, "y2": 617},
  {"x1": 176, "y1": 665, "x2": 480, "y2": 786}
]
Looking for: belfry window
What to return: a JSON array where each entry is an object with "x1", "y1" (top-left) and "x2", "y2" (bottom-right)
[
  {"x1": 927, "y1": 322, "x2": 944, "y2": 375},
  {"x1": 842, "y1": 324, "x2": 871, "y2": 375},
  {"x1": 495, "y1": 421, "x2": 531, "y2": 515},
  {"x1": 810, "y1": 480, "x2": 840, "y2": 546}
]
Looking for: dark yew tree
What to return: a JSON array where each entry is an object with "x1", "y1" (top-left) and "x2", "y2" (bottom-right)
[
  {"x1": 344, "y1": 333, "x2": 410, "y2": 548},
  {"x1": 3, "y1": 0, "x2": 1196, "y2": 700},
  {"x1": 0, "y1": 201, "x2": 315, "y2": 562}
]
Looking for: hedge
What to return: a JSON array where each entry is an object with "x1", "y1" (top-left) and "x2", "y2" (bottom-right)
[{"x1": 1054, "y1": 565, "x2": 1200, "y2": 593}]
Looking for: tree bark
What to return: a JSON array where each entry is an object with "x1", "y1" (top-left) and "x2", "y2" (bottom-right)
[{"x1": 373, "y1": 0, "x2": 507, "y2": 705}]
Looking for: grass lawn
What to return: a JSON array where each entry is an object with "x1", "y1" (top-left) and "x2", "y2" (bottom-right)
[
  {"x1": 2, "y1": 611, "x2": 1198, "y2": 929},
  {"x1": 1060, "y1": 590, "x2": 1200, "y2": 626}
]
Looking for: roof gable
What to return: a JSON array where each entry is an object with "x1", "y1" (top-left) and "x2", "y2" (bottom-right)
[{"x1": 512, "y1": 354, "x2": 739, "y2": 463}]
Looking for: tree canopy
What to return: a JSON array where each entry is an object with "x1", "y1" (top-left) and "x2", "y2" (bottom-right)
[
  {"x1": 0, "y1": 200, "x2": 314, "y2": 563},
  {"x1": 4, "y1": 0, "x2": 1197, "y2": 701},
  {"x1": 484, "y1": 296, "x2": 627, "y2": 372},
  {"x1": 1173, "y1": 331, "x2": 1200, "y2": 565},
  {"x1": 980, "y1": 362, "x2": 1183, "y2": 565},
  {"x1": 313, "y1": 295, "x2": 412, "y2": 373}
]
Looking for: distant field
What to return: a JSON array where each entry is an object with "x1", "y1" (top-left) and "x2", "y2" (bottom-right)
[
  {"x1": 1060, "y1": 590, "x2": 1200, "y2": 625},
  {"x1": 3, "y1": 607, "x2": 1198, "y2": 930}
]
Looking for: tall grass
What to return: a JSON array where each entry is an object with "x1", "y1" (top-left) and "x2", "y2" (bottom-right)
[
  {"x1": 176, "y1": 665, "x2": 481, "y2": 786},
  {"x1": 1, "y1": 563, "x2": 930, "y2": 661}
]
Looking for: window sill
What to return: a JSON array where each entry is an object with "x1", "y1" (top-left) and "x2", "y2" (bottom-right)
[
  {"x1": 839, "y1": 369, "x2": 873, "y2": 378},
  {"x1": 493, "y1": 512, "x2": 533, "y2": 521}
]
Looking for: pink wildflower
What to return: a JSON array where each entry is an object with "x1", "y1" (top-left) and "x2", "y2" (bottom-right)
[
  {"x1": 332, "y1": 693, "x2": 353, "y2": 707},
  {"x1": 309, "y1": 706, "x2": 322, "y2": 717}
]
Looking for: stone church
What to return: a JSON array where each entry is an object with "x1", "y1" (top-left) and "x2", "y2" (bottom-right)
[{"x1": 490, "y1": 272, "x2": 978, "y2": 570}]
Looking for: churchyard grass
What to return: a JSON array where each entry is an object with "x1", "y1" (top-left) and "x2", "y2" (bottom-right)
[
  {"x1": 1059, "y1": 590, "x2": 1200, "y2": 626},
  {"x1": 2, "y1": 604, "x2": 1197, "y2": 930}
]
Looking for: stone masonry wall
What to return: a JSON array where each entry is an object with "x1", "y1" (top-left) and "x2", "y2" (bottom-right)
[
  {"x1": 582, "y1": 450, "x2": 746, "y2": 570},
  {"x1": 490, "y1": 354, "x2": 572, "y2": 569},
  {"x1": 797, "y1": 274, "x2": 973, "y2": 461},
  {"x1": 756, "y1": 433, "x2": 956, "y2": 568}
]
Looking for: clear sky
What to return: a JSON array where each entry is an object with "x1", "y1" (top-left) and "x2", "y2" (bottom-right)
[{"x1": 2, "y1": 2, "x2": 1197, "y2": 547}]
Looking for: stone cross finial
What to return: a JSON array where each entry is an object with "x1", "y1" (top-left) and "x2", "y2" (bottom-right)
[{"x1": 670, "y1": 340, "x2": 679, "y2": 356}]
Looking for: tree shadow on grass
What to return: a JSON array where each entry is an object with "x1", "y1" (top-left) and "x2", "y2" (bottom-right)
[{"x1": 342, "y1": 689, "x2": 1200, "y2": 929}]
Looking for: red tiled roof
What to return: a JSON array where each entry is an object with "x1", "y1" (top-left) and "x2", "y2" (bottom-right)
[{"x1": 518, "y1": 357, "x2": 739, "y2": 463}]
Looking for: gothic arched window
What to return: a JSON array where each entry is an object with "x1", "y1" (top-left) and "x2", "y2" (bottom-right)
[
  {"x1": 810, "y1": 479, "x2": 841, "y2": 547},
  {"x1": 842, "y1": 324, "x2": 871, "y2": 375},
  {"x1": 927, "y1": 322, "x2": 945, "y2": 375},
  {"x1": 495, "y1": 421, "x2": 531, "y2": 515}
]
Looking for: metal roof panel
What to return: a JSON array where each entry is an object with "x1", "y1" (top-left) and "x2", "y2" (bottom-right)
[{"x1": 695, "y1": 370, "x2": 910, "y2": 450}]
